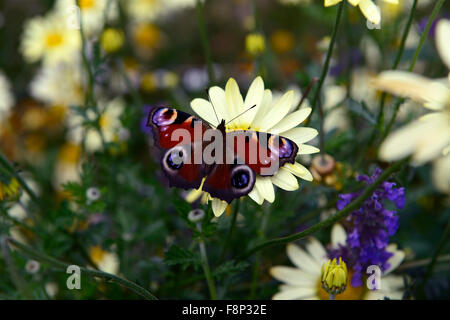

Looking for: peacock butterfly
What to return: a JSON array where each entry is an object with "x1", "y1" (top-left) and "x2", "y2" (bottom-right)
[{"x1": 146, "y1": 105, "x2": 298, "y2": 204}]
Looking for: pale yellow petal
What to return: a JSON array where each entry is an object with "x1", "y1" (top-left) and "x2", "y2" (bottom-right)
[
  {"x1": 297, "y1": 144, "x2": 320, "y2": 155},
  {"x1": 248, "y1": 187, "x2": 264, "y2": 205},
  {"x1": 225, "y1": 78, "x2": 245, "y2": 129},
  {"x1": 209, "y1": 86, "x2": 230, "y2": 122},
  {"x1": 270, "y1": 266, "x2": 317, "y2": 286},
  {"x1": 258, "y1": 90, "x2": 294, "y2": 131},
  {"x1": 271, "y1": 168, "x2": 299, "y2": 191},
  {"x1": 281, "y1": 127, "x2": 318, "y2": 145},
  {"x1": 243, "y1": 76, "x2": 265, "y2": 125},
  {"x1": 286, "y1": 243, "x2": 321, "y2": 274},
  {"x1": 432, "y1": 155, "x2": 450, "y2": 194},
  {"x1": 269, "y1": 108, "x2": 312, "y2": 134},
  {"x1": 272, "y1": 287, "x2": 317, "y2": 300},
  {"x1": 191, "y1": 98, "x2": 219, "y2": 126},
  {"x1": 324, "y1": 0, "x2": 343, "y2": 7},
  {"x1": 212, "y1": 198, "x2": 228, "y2": 217},
  {"x1": 359, "y1": 0, "x2": 380, "y2": 25},
  {"x1": 251, "y1": 89, "x2": 273, "y2": 129},
  {"x1": 285, "y1": 162, "x2": 314, "y2": 181},
  {"x1": 255, "y1": 176, "x2": 275, "y2": 203},
  {"x1": 305, "y1": 238, "x2": 327, "y2": 264},
  {"x1": 436, "y1": 19, "x2": 450, "y2": 70},
  {"x1": 348, "y1": 0, "x2": 361, "y2": 6}
]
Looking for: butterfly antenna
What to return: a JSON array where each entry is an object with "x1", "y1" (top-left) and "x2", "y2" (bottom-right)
[
  {"x1": 225, "y1": 105, "x2": 256, "y2": 125},
  {"x1": 298, "y1": 77, "x2": 318, "y2": 110},
  {"x1": 205, "y1": 88, "x2": 220, "y2": 125}
]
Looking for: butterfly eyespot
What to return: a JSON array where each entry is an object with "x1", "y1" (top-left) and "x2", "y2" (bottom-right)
[
  {"x1": 165, "y1": 148, "x2": 185, "y2": 170},
  {"x1": 231, "y1": 170, "x2": 250, "y2": 189}
]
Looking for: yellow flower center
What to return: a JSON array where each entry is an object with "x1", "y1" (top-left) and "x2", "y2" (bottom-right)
[
  {"x1": 58, "y1": 143, "x2": 81, "y2": 164},
  {"x1": 133, "y1": 23, "x2": 160, "y2": 49},
  {"x1": 99, "y1": 114, "x2": 109, "y2": 128},
  {"x1": 79, "y1": 0, "x2": 95, "y2": 10},
  {"x1": 89, "y1": 246, "x2": 106, "y2": 265},
  {"x1": 317, "y1": 270, "x2": 368, "y2": 300},
  {"x1": 45, "y1": 33, "x2": 64, "y2": 48}
]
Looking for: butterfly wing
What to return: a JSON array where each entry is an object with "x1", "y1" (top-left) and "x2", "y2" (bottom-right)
[
  {"x1": 227, "y1": 130, "x2": 299, "y2": 177},
  {"x1": 147, "y1": 107, "x2": 211, "y2": 190}
]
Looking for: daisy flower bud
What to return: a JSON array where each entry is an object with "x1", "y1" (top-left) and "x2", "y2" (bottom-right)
[
  {"x1": 188, "y1": 209, "x2": 205, "y2": 223},
  {"x1": 86, "y1": 187, "x2": 101, "y2": 202},
  {"x1": 245, "y1": 33, "x2": 266, "y2": 57},
  {"x1": 100, "y1": 28, "x2": 124, "y2": 53},
  {"x1": 25, "y1": 260, "x2": 41, "y2": 274},
  {"x1": 321, "y1": 257, "x2": 348, "y2": 297}
]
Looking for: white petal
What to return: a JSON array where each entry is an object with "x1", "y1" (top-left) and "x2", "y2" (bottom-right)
[
  {"x1": 348, "y1": 0, "x2": 361, "y2": 6},
  {"x1": 271, "y1": 168, "x2": 299, "y2": 191},
  {"x1": 385, "y1": 245, "x2": 405, "y2": 275},
  {"x1": 255, "y1": 177, "x2": 275, "y2": 203},
  {"x1": 286, "y1": 243, "x2": 321, "y2": 275},
  {"x1": 331, "y1": 224, "x2": 347, "y2": 247},
  {"x1": 281, "y1": 127, "x2": 318, "y2": 145},
  {"x1": 270, "y1": 266, "x2": 317, "y2": 286},
  {"x1": 371, "y1": 71, "x2": 449, "y2": 110},
  {"x1": 297, "y1": 144, "x2": 320, "y2": 155},
  {"x1": 272, "y1": 287, "x2": 317, "y2": 300},
  {"x1": 243, "y1": 76, "x2": 265, "y2": 125},
  {"x1": 432, "y1": 155, "x2": 450, "y2": 193},
  {"x1": 436, "y1": 19, "x2": 450, "y2": 70},
  {"x1": 191, "y1": 98, "x2": 219, "y2": 126},
  {"x1": 211, "y1": 198, "x2": 227, "y2": 217},
  {"x1": 269, "y1": 108, "x2": 312, "y2": 134},
  {"x1": 359, "y1": 0, "x2": 380, "y2": 25},
  {"x1": 285, "y1": 162, "x2": 313, "y2": 181},
  {"x1": 258, "y1": 90, "x2": 294, "y2": 131},
  {"x1": 305, "y1": 238, "x2": 327, "y2": 264}
]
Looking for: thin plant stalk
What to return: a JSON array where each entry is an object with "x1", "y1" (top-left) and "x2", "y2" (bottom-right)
[
  {"x1": 238, "y1": 159, "x2": 407, "y2": 260},
  {"x1": 197, "y1": 223, "x2": 217, "y2": 300},
  {"x1": 219, "y1": 199, "x2": 240, "y2": 262},
  {"x1": 195, "y1": 0, "x2": 215, "y2": 84}
]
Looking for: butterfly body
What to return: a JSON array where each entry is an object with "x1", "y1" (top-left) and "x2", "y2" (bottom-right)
[{"x1": 147, "y1": 107, "x2": 299, "y2": 203}]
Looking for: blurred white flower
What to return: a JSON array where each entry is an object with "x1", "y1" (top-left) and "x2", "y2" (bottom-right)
[
  {"x1": 67, "y1": 98, "x2": 126, "y2": 153},
  {"x1": 30, "y1": 63, "x2": 84, "y2": 107},
  {"x1": 20, "y1": 12, "x2": 81, "y2": 66},
  {"x1": 126, "y1": 0, "x2": 196, "y2": 23},
  {"x1": 86, "y1": 187, "x2": 101, "y2": 201},
  {"x1": 55, "y1": 0, "x2": 118, "y2": 36},
  {"x1": 0, "y1": 71, "x2": 15, "y2": 120},
  {"x1": 25, "y1": 260, "x2": 41, "y2": 274},
  {"x1": 89, "y1": 245, "x2": 120, "y2": 275}
]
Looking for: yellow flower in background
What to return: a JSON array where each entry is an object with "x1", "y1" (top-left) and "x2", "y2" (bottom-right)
[
  {"x1": 89, "y1": 245, "x2": 120, "y2": 275},
  {"x1": 55, "y1": 0, "x2": 118, "y2": 36},
  {"x1": 190, "y1": 77, "x2": 318, "y2": 216},
  {"x1": 100, "y1": 28, "x2": 125, "y2": 53},
  {"x1": 0, "y1": 178, "x2": 20, "y2": 202},
  {"x1": 270, "y1": 30, "x2": 295, "y2": 55},
  {"x1": 324, "y1": 0, "x2": 399, "y2": 25},
  {"x1": 141, "y1": 70, "x2": 179, "y2": 92},
  {"x1": 246, "y1": 33, "x2": 266, "y2": 57},
  {"x1": 53, "y1": 142, "x2": 82, "y2": 189},
  {"x1": 21, "y1": 12, "x2": 81, "y2": 65},
  {"x1": 371, "y1": 19, "x2": 450, "y2": 193},
  {"x1": 270, "y1": 224, "x2": 406, "y2": 300}
]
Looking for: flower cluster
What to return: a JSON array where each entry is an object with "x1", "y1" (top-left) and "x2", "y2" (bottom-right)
[{"x1": 329, "y1": 168, "x2": 405, "y2": 287}]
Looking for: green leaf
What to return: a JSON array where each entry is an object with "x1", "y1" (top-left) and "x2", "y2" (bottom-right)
[{"x1": 164, "y1": 245, "x2": 200, "y2": 271}]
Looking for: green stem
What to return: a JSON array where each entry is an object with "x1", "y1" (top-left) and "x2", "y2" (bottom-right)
[
  {"x1": 0, "y1": 153, "x2": 38, "y2": 204},
  {"x1": 7, "y1": 238, "x2": 158, "y2": 300},
  {"x1": 418, "y1": 220, "x2": 450, "y2": 297},
  {"x1": 308, "y1": 1, "x2": 344, "y2": 123},
  {"x1": 195, "y1": 0, "x2": 215, "y2": 85},
  {"x1": 76, "y1": 0, "x2": 95, "y2": 106},
  {"x1": 197, "y1": 222, "x2": 217, "y2": 299},
  {"x1": 219, "y1": 199, "x2": 240, "y2": 262},
  {"x1": 376, "y1": 0, "x2": 418, "y2": 133},
  {"x1": 238, "y1": 160, "x2": 406, "y2": 260},
  {"x1": 382, "y1": 0, "x2": 445, "y2": 140}
]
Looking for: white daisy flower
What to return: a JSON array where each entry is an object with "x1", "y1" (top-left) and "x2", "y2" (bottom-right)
[
  {"x1": 55, "y1": 0, "x2": 119, "y2": 36},
  {"x1": 0, "y1": 71, "x2": 15, "y2": 120},
  {"x1": 190, "y1": 77, "x2": 319, "y2": 217},
  {"x1": 325, "y1": 0, "x2": 399, "y2": 25},
  {"x1": 20, "y1": 12, "x2": 81, "y2": 66},
  {"x1": 67, "y1": 98, "x2": 126, "y2": 153},
  {"x1": 89, "y1": 245, "x2": 120, "y2": 275},
  {"x1": 371, "y1": 19, "x2": 450, "y2": 193},
  {"x1": 126, "y1": 0, "x2": 196, "y2": 23},
  {"x1": 30, "y1": 63, "x2": 84, "y2": 107},
  {"x1": 270, "y1": 224, "x2": 406, "y2": 300}
]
